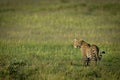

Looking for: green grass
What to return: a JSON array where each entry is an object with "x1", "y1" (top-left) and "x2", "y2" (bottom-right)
[{"x1": 0, "y1": 0, "x2": 120, "y2": 80}]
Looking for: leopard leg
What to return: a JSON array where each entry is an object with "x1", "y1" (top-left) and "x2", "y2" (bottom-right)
[{"x1": 86, "y1": 58, "x2": 90, "y2": 66}]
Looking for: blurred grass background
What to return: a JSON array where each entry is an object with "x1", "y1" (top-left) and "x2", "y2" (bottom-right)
[{"x1": 0, "y1": 0, "x2": 120, "y2": 80}]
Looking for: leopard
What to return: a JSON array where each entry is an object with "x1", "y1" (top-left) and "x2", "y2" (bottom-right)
[{"x1": 73, "y1": 38, "x2": 105, "y2": 66}]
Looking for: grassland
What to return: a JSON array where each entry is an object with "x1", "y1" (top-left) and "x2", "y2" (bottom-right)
[{"x1": 0, "y1": 0, "x2": 120, "y2": 80}]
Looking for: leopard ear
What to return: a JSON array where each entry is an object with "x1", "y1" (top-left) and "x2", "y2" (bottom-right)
[
  {"x1": 79, "y1": 40, "x2": 84, "y2": 45},
  {"x1": 74, "y1": 38, "x2": 78, "y2": 41},
  {"x1": 73, "y1": 38, "x2": 78, "y2": 42}
]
